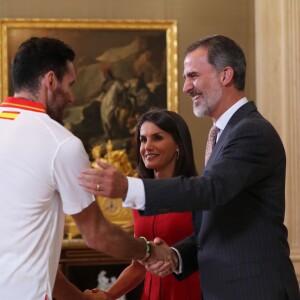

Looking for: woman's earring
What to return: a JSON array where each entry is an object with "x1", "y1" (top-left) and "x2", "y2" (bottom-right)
[{"x1": 176, "y1": 148, "x2": 179, "y2": 160}]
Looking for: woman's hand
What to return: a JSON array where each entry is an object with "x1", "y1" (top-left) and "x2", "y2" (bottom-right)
[{"x1": 83, "y1": 288, "x2": 112, "y2": 300}]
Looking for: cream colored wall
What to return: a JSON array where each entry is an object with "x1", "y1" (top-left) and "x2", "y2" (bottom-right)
[
  {"x1": 0, "y1": 0, "x2": 255, "y2": 171},
  {"x1": 255, "y1": 0, "x2": 300, "y2": 286}
]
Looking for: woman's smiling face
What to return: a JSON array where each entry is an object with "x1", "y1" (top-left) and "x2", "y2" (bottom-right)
[{"x1": 139, "y1": 121, "x2": 178, "y2": 178}]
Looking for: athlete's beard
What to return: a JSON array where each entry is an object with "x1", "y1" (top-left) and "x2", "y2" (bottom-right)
[{"x1": 47, "y1": 87, "x2": 69, "y2": 124}]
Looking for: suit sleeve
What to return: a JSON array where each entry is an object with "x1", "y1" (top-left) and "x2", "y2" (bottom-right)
[
  {"x1": 141, "y1": 117, "x2": 285, "y2": 215},
  {"x1": 172, "y1": 234, "x2": 199, "y2": 280}
]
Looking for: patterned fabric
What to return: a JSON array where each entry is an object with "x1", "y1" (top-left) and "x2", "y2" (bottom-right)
[{"x1": 205, "y1": 125, "x2": 220, "y2": 165}]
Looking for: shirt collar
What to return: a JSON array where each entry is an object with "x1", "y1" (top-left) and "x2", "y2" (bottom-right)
[
  {"x1": 215, "y1": 97, "x2": 248, "y2": 131},
  {"x1": 1, "y1": 97, "x2": 46, "y2": 113}
]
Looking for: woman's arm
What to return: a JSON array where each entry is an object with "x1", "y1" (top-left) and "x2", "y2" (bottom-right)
[
  {"x1": 53, "y1": 270, "x2": 107, "y2": 300},
  {"x1": 105, "y1": 260, "x2": 146, "y2": 299}
]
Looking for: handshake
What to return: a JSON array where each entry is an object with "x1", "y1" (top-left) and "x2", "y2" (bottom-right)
[
  {"x1": 83, "y1": 237, "x2": 179, "y2": 300},
  {"x1": 138, "y1": 237, "x2": 179, "y2": 276}
]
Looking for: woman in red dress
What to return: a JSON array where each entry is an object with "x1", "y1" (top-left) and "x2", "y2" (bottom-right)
[{"x1": 105, "y1": 108, "x2": 201, "y2": 300}]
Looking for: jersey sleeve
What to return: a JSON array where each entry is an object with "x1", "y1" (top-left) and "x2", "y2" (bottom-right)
[{"x1": 53, "y1": 136, "x2": 95, "y2": 215}]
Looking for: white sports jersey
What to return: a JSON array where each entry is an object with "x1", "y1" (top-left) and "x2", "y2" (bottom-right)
[{"x1": 0, "y1": 97, "x2": 94, "y2": 300}]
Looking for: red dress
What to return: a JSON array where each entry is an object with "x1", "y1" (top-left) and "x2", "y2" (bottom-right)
[{"x1": 133, "y1": 210, "x2": 201, "y2": 300}]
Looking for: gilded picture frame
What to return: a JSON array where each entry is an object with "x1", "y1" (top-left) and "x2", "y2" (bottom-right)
[
  {"x1": 0, "y1": 18, "x2": 178, "y2": 162},
  {"x1": 0, "y1": 18, "x2": 178, "y2": 236}
]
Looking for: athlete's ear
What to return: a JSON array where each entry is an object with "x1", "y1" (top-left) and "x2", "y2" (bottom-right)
[{"x1": 44, "y1": 71, "x2": 56, "y2": 90}]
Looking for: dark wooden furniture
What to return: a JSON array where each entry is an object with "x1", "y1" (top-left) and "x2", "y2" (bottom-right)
[{"x1": 59, "y1": 238, "x2": 143, "y2": 300}]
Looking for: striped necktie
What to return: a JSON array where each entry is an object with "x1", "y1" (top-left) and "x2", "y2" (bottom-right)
[{"x1": 205, "y1": 125, "x2": 220, "y2": 165}]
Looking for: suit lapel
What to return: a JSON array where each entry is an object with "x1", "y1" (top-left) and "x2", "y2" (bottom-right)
[{"x1": 206, "y1": 101, "x2": 258, "y2": 165}]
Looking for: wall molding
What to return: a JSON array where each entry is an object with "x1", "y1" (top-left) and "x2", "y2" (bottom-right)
[{"x1": 255, "y1": 0, "x2": 300, "y2": 284}]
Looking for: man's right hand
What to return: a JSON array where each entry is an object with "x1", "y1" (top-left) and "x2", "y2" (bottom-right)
[
  {"x1": 79, "y1": 160, "x2": 128, "y2": 199},
  {"x1": 140, "y1": 237, "x2": 179, "y2": 277}
]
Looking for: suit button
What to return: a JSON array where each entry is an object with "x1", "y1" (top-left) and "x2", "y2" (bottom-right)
[{"x1": 197, "y1": 245, "x2": 203, "y2": 252}]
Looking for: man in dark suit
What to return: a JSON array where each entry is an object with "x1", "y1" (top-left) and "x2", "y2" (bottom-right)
[{"x1": 80, "y1": 35, "x2": 300, "y2": 299}]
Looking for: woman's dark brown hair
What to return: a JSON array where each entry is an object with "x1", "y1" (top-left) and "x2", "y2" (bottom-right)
[{"x1": 135, "y1": 107, "x2": 198, "y2": 178}]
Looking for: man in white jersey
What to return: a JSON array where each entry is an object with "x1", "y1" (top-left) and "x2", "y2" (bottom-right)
[{"x1": 0, "y1": 37, "x2": 170, "y2": 300}]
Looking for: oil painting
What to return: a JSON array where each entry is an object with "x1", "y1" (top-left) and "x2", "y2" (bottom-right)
[{"x1": 0, "y1": 19, "x2": 178, "y2": 164}]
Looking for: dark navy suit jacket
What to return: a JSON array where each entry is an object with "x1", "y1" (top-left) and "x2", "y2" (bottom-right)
[{"x1": 141, "y1": 102, "x2": 300, "y2": 300}]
